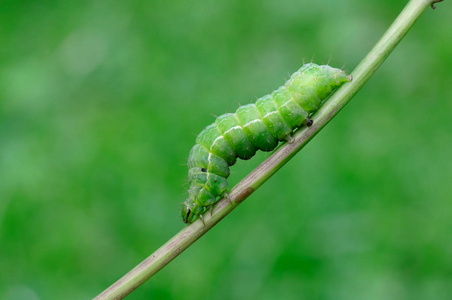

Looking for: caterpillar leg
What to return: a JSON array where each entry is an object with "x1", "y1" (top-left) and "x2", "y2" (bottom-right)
[
  {"x1": 284, "y1": 134, "x2": 295, "y2": 144},
  {"x1": 303, "y1": 118, "x2": 313, "y2": 127},
  {"x1": 224, "y1": 192, "x2": 233, "y2": 205},
  {"x1": 199, "y1": 214, "x2": 206, "y2": 226}
]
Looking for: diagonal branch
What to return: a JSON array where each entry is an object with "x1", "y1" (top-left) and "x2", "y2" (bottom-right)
[{"x1": 93, "y1": 0, "x2": 445, "y2": 299}]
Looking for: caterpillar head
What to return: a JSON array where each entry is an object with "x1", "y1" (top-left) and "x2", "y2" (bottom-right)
[
  {"x1": 181, "y1": 203, "x2": 194, "y2": 224},
  {"x1": 181, "y1": 201, "x2": 203, "y2": 224}
]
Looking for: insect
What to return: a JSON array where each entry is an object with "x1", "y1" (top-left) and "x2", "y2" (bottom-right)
[{"x1": 182, "y1": 63, "x2": 351, "y2": 224}]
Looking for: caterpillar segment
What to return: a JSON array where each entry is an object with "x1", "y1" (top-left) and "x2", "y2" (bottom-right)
[{"x1": 182, "y1": 63, "x2": 351, "y2": 224}]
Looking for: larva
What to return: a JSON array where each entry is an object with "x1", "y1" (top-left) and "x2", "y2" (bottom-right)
[{"x1": 182, "y1": 63, "x2": 351, "y2": 224}]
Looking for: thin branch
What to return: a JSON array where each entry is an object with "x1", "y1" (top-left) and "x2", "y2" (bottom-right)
[{"x1": 94, "y1": 0, "x2": 444, "y2": 299}]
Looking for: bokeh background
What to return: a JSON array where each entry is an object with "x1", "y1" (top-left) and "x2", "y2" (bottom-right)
[{"x1": 1, "y1": 0, "x2": 451, "y2": 299}]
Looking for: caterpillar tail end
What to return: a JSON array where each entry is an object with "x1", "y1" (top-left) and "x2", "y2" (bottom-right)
[{"x1": 334, "y1": 69, "x2": 353, "y2": 85}]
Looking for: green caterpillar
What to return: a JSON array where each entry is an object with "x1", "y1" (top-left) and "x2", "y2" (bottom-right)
[{"x1": 182, "y1": 63, "x2": 351, "y2": 224}]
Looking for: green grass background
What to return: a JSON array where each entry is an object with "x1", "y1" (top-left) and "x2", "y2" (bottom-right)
[{"x1": 1, "y1": 0, "x2": 451, "y2": 299}]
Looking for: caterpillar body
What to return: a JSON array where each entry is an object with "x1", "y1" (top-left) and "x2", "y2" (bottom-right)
[{"x1": 182, "y1": 63, "x2": 351, "y2": 224}]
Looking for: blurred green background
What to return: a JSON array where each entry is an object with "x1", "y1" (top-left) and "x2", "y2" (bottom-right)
[{"x1": 1, "y1": 0, "x2": 451, "y2": 299}]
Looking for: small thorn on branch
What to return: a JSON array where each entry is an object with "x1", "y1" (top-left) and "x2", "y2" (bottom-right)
[{"x1": 431, "y1": 0, "x2": 444, "y2": 9}]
